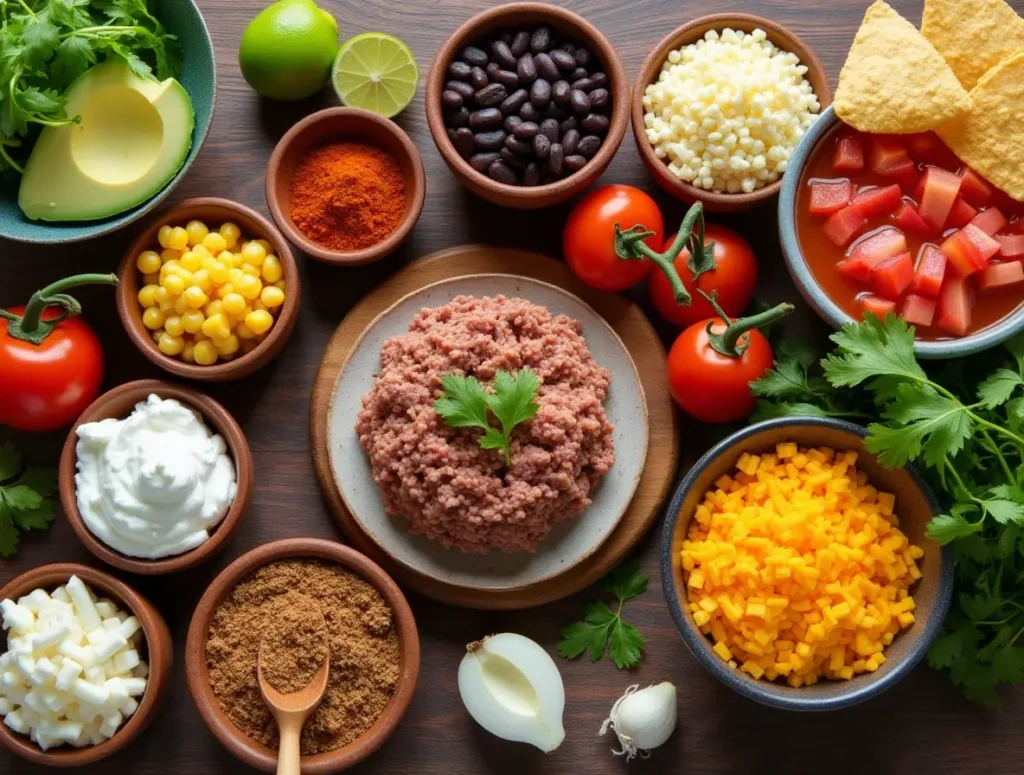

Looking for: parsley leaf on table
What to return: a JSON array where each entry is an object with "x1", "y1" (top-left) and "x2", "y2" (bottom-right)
[
  {"x1": 558, "y1": 559, "x2": 647, "y2": 670},
  {"x1": 0, "y1": 443, "x2": 57, "y2": 557}
]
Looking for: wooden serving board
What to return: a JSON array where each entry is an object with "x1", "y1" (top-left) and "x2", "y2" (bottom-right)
[{"x1": 309, "y1": 245, "x2": 680, "y2": 609}]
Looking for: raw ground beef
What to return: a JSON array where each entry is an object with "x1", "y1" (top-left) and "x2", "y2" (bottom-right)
[{"x1": 355, "y1": 295, "x2": 616, "y2": 553}]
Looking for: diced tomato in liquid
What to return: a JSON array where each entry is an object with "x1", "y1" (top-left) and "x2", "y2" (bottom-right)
[
  {"x1": 936, "y1": 275, "x2": 973, "y2": 336},
  {"x1": 809, "y1": 179, "x2": 852, "y2": 216},
  {"x1": 978, "y1": 262, "x2": 1024, "y2": 291},
  {"x1": 962, "y1": 224, "x2": 1002, "y2": 262},
  {"x1": 869, "y1": 136, "x2": 910, "y2": 175},
  {"x1": 941, "y1": 230, "x2": 988, "y2": 276},
  {"x1": 969, "y1": 207, "x2": 1008, "y2": 236},
  {"x1": 997, "y1": 234, "x2": 1024, "y2": 258},
  {"x1": 901, "y1": 294, "x2": 937, "y2": 327},
  {"x1": 850, "y1": 184, "x2": 902, "y2": 219},
  {"x1": 834, "y1": 135, "x2": 865, "y2": 172},
  {"x1": 904, "y1": 132, "x2": 958, "y2": 168},
  {"x1": 959, "y1": 167, "x2": 993, "y2": 208},
  {"x1": 945, "y1": 197, "x2": 977, "y2": 230},
  {"x1": 911, "y1": 244, "x2": 946, "y2": 298},
  {"x1": 871, "y1": 252, "x2": 915, "y2": 300},
  {"x1": 859, "y1": 294, "x2": 897, "y2": 319},
  {"x1": 824, "y1": 206, "x2": 868, "y2": 246},
  {"x1": 918, "y1": 167, "x2": 962, "y2": 232},
  {"x1": 849, "y1": 226, "x2": 908, "y2": 264},
  {"x1": 893, "y1": 201, "x2": 934, "y2": 237}
]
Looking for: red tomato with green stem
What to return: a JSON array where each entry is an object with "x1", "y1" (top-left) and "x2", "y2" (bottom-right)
[{"x1": 0, "y1": 274, "x2": 117, "y2": 432}]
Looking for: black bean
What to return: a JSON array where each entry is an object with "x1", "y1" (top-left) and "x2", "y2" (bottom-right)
[
  {"x1": 516, "y1": 53, "x2": 537, "y2": 84},
  {"x1": 500, "y1": 147, "x2": 526, "y2": 169},
  {"x1": 488, "y1": 160, "x2": 518, "y2": 184},
  {"x1": 494, "y1": 70, "x2": 519, "y2": 88},
  {"x1": 469, "y1": 107, "x2": 503, "y2": 130},
  {"x1": 569, "y1": 90, "x2": 591, "y2": 115},
  {"x1": 486, "y1": 62, "x2": 501, "y2": 78},
  {"x1": 560, "y1": 116, "x2": 578, "y2": 134},
  {"x1": 580, "y1": 113, "x2": 609, "y2": 134},
  {"x1": 590, "y1": 72, "x2": 608, "y2": 89},
  {"x1": 475, "y1": 83, "x2": 508, "y2": 107},
  {"x1": 577, "y1": 135, "x2": 601, "y2": 158},
  {"x1": 589, "y1": 88, "x2": 610, "y2": 111},
  {"x1": 562, "y1": 128, "x2": 580, "y2": 155},
  {"x1": 503, "y1": 115, "x2": 523, "y2": 133},
  {"x1": 564, "y1": 154, "x2": 588, "y2": 172},
  {"x1": 441, "y1": 90, "x2": 464, "y2": 110},
  {"x1": 530, "y1": 79, "x2": 551, "y2": 108},
  {"x1": 571, "y1": 66, "x2": 589, "y2": 82},
  {"x1": 571, "y1": 77, "x2": 594, "y2": 93},
  {"x1": 453, "y1": 127, "x2": 475, "y2": 159},
  {"x1": 513, "y1": 121, "x2": 540, "y2": 139},
  {"x1": 548, "y1": 143, "x2": 564, "y2": 176},
  {"x1": 491, "y1": 40, "x2": 517, "y2": 70},
  {"x1": 469, "y1": 66, "x2": 489, "y2": 90},
  {"x1": 446, "y1": 80, "x2": 475, "y2": 100},
  {"x1": 461, "y1": 46, "x2": 489, "y2": 67},
  {"x1": 558, "y1": 41, "x2": 575, "y2": 54},
  {"x1": 552, "y1": 80, "x2": 571, "y2": 105},
  {"x1": 500, "y1": 88, "x2": 528, "y2": 115},
  {"x1": 448, "y1": 107, "x2": 469, "y2": 127},
  {"x1": 475, "y1": 129, "x2": 506, "y2": 151},
  {"x1": 539, "y1": 118, "x2": 560, "y2": 142},
  {"x1": 511, "y1": 31, "x2": 531, "y2": 57},
  {"x1": 542, "y1": 103, "x2": 566, "y2": 121},
  {"x1": 532, "y1": 133, "x2": 551, "y2": 160},
  {"x1": 573, "y1": 48, "x2": 592, "y2": 67},
  {"x1": 534, "y1": 53, "x2": 559, "y2": 82},
  {"x1": 448, "y1": 61, "x2": 472, "y2": 80},
  {"x1": 505, "y1": 135, "x2": 533, "y2": 156},
  {"x1": 519, "y1": 102, "x2": 540, "y2": 122},
  {"x1": 523, "y1": 162, "x2": 541, "y2": 186},
  {"x1": 550, "y1": 49, "x2": 576, "y2": 73},
  {"x1": 530, "y1": 26, "x2": 551, "y2": 53},
  {"x1": 469, "y1": 152, "x2": 500, "y2": 172}
]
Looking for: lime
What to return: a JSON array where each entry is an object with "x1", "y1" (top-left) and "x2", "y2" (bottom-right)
[
  {"x1": 332, "y1": 33, "x2": 419, "y2": 118},
  {"x1": 239, "y1": 0, "x2": 339, "y2": 101}
]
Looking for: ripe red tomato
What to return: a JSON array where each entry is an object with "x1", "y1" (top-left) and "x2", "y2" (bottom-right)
[
  {"x1": 649, "y1": 224, "x2": 757, "y2": 327},
  {"x1": 667, "y1": 318, "x2": 774, "y2": 423},
  {"x1": 563, "y1": 185, "x2": 663, "y2": 291},
  {"x1": 0, "y1": 305, "x2": 105, "y2": 432}
]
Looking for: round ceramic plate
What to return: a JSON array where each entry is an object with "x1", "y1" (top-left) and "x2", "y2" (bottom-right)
[{"x1": 326, "y1": 274, "x2": 649, "y2": 591}]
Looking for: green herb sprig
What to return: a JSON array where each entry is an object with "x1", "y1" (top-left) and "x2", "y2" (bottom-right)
[{"x1": 0, "y1": 442, "x2": 57, "y2": 557}]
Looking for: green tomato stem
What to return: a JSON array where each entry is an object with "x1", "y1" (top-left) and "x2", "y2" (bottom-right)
[
  {"x1": 1, "y1": 273, "x2": 118, "y2": 345},
  {"x1": 698, "y1": 289, "x2": 794, "y2": 358}
]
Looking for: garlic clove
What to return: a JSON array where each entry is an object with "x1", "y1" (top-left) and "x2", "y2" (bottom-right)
[
  {"x1": 600, "y1": 681, "x2": 677, "y2": 760},
  {"x1": 458, "y1": 633, "x2": 566, "y2": 753}
]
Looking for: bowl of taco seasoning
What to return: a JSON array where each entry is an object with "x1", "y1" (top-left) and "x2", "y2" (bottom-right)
[{"x1": 266, "y1": 107, "x2": 427, "y2": 266}]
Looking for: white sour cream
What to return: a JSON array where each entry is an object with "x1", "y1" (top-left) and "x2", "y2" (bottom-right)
[{"x1": 74, "y1": 394, "x2": 237, "y2": 559}]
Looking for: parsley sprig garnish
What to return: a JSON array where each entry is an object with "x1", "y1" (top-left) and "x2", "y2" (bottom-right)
[{"x1": 0, "y1": 442, "x2": 57, "y2": 557}]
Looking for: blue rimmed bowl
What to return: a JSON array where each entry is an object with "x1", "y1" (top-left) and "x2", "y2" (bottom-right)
[
  {"x1": 0, "y1": 0, "x2": 216, "y2": 244},
  {"x1": 660, "y1": 417, "x2": 953, "y2": 711}
]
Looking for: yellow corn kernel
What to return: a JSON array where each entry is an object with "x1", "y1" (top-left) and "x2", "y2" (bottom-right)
[
  {"x1": 157, "y1": 332, "x2": 185, "y2": 356},
  {"x1": 201, "y1": 313, "x2": 231, "y2": 340},
  {"x1": 252, "y1": 299, "x2": 268, "y2": 313},
  {"x1": 163, "y1": 315, "x2": 185, "y2": 337},
  {"x1": 216, "y1": 282, "x2": 235, "y2": 300},
  {"x1": 261, "y1": 254, "x2": 283, "y2": 283},
  {"x1": 244, "y1": 309, "x2": 273, "y2": 335},
  {"x1": 142, "y1": 307, "x2": 165, "y2": 330},
  {"x1": 161, "y1": 274, "x2": 185, "y2": 296},
  {"x1": 182, "y1": 341, "x2": 196, "y2": 364},
  {"x1": 181, "y1": 309, "x2": 205, "y2": 334},
  {"x1": 180, "y1": 251, "x2": 203, "y2": 272},
  {"x1": 191, "y1": 269, "x2": 213, "y2": 295},
  {"x1": 192, "y1": 339, "x2": 218, "y2": 366},
  {"x1": 209, "y1": 261, "x2": 229, "y2": 284},
  {"x1": 234, "y1": 322, "x2": 255, "y2": 340},
  {"x1": 221, "y1": 293, "x2": 247, "y2": 315},
  {"x1": 185, "y1": 220, "x2": 209, "y2": 246},
  {"x1": 241, "y1": 241, "x2": 267, "y2": 266},
  {"x1": 160, "y1": 248, "x2": 181, "y2": 264},
  {"x1": 236, "y1": 274, "x2": 262, "y2": 301},
  {"x1": 151, "y1": 328, "x2": 164, "y2": 343},
  {"x1": 214, "y1": 334, "x2": 240, "y2": 356},
  {"x1": 183, "y1": 286, "x2": 208, "y2": 309},
  {"x1": 219, "y1": 222, "x2": 241, "y2": 248},
  {"x1": 136, "y1": 250, "x2": 162, "y2": 274},
  {"x1": 137, "y1": 285, "x2": 159, "y2": 308},
  {"x1": 167, "y1": 226, "x2": 189, "y2": 251},
  {"x1": 204, "y1": 300, "x2": 223, "y2": 317},
  {"x1": 201, "y1": 232, "x2": 226, "y2": 255},
  {"x1": 259, "y1": 286, "x2": 285, "y2": 308},
  {"x1": 173, "y1": 296, "x2": 189, "y2": 315},
  {"x1": 228, "y1": 267, "x2": 245, "y2": 285},
  {"x1": 240, "y1": 263, "x2": 261, "y2": 278},
  {"x1": 157, "y1": 224, "x2": 174, "y2": 248},
  {"x1": 274, "y1": 279, "x2": 286, "y2": 290}
]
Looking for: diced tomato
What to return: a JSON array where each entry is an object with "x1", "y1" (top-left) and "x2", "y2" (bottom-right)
[
  {"x1": 1005, "y1": 218, "x2": 1024, "y2": 236},
  {"x1": 809, "y1": 179, "x2": 853, "y2": 216},
  {"x1": 904, "y1": 132, "x2": 956, "y2": 167},
  {"x1": 849, "y1": 226, "x2": 908, "y2": 264},
  {"x1": 918, "y1": 167, "x2": 962, "y2": 232},
  {"x1": 958, "y1": 167, "x2": 993, "y2": 208},
  {"x1": 859, "y1": 294, "x2": 897, "y2": 319},
  {"x1": 962, "y1": 223, "x2": 1001, "y2": 262},
  {"x1": 869, "y1": 136, "x2": 911, "y2": 175},
  {"x1": 834, "y1": 134, "x2": 865, "y2": 172},
  {"x1": 888, "y1": 161, "x2": 920, "y2": 191},
  {"x1": 997, "y1": 234, "x2": 1024, "y2": 258},
  {"x1": 890, "y1": 201, "x2": 933, "y2": 237},
  {"x1": 911, "y1": 244, "x2": 946, "y2": 298},
  {"x1": 945, "y1": 197, "x2": 977, "y2": 230},
  {"x1": 871, "y1": 252, "x2": 915, "y2": 300},
  {"x1": 941, "y1": 229, "x2": 988, "y2": 276},
  {"x1": 936, "y1": 275, "x2": 973, "y2": 336},
  {"x1": 849, "y1": 184, "x2": 902, "y2": 219},
  {"x1": 969, "y1": 207, "x2": 1008, "y2": 236},
  {"x1": 824, "y1": 206, "x2": 869, "y2": 247},
  {"x1": 978, "y1": 262, "x2": 1024, "y2": 291},
  {"x1": 901, "y1": 294, "x2": 937, "y2": 327}
]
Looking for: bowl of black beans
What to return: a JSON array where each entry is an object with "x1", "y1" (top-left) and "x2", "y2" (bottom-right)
[{"x1": 425, "y1": 2, "x2": 628, "y2": 209}]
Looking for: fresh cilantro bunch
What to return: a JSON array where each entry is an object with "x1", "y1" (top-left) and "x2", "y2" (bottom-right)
[
  {"x1": 558, "y1": 559, "x2": 647, "y2": 669},
  {"x1": 0, "y1": 0, "x2": 181, "y2": 173},
  {"x1": 434, "y1": 369, "x2": 540, "y2": 465},
  {"x1": 0, "y1": 441, "x2": 57, "y2": 557}
]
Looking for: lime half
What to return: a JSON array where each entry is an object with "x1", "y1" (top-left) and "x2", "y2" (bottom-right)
[{"x1": 332, "y1": 32, "x2": 418, "y2": 118}]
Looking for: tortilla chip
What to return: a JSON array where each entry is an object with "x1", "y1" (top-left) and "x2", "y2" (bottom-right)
[
  {"x1": 834, "y1": 1, "x2": 972, "y2": 133},
  {"x1": 937, "y1": 52, "x2": 1024, "y2": 202},
  {"x1": 922, "y1": 0, "x2": 1024, "y2": 90}
]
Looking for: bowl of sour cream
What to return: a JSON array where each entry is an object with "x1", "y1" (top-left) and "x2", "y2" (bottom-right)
[{"x1": 58, "y1": 379, "x2": 253, "y2": 575}]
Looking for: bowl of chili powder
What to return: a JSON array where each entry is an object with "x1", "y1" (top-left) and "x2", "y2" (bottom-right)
[{"x1": 266, "y1": 107, "x2": 427, "y2": 265}]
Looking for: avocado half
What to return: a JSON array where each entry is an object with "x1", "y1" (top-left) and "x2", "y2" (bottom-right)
[{"x1": 19, "y1": 61, "x2": 195, "y2": 222}]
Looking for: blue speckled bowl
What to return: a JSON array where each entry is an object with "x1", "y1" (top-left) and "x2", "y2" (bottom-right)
[
  {"x1": 0, "y1": 0, "x2": 215, "y2": 244},
  {"x1": 661, "y1": 417, "x2": 954, "y2": 711},
  {"x1": 780, "y1": 106, "x2": 1024, "y2": 359}
]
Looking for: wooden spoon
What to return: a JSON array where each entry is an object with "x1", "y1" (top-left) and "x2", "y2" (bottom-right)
[{"x1": 257, "y1": 648, "x2": 330, "y2": 775}]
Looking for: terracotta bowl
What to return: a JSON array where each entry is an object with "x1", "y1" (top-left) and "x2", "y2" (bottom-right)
[
  {"x1": 632, "y1": 13, "x2": 833, "y2": 212},
  {"x1": 425, "y1": 2, "x2": 629, "y2": 209},
  {"x1": 661, "y1": 418, "x2": 954, "y2": 711},
  {"x1": 185, "y1": 538, "x2": 420, "y2": 773},
  {"x1": 0, "y1": 563, "x2": 173, "y2": 767},
  {"x1": 58, "y1": 379, "x2": 253, "y2": 575},
  {"x1": 116, "y1": 197, "x2": 300, "y2": 381},
  {"x1": 266, "y1": 107, "x2": 426, "y2": 265}
]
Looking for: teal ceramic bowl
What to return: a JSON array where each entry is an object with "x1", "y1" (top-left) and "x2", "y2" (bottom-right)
[{"x1": 0, "y1": 0, "x2": 215, "y2": 244}]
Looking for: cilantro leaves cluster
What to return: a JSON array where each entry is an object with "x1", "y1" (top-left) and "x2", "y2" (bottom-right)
[{"x1": 0, "y1": 442, "x2": 57, "y2": 557}]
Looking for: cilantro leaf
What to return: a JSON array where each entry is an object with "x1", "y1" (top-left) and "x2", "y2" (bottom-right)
[
  {"x1": 978, "y1": 368, "x2": 1024, "y2": 409},
  {"x1": 823, "y1": 313, "x2": 926, "y2": 389},
  {"x1": 866, "y1": 384, "x2": 973, "y2": 467},
  {"x1": 926, "y1": 512, "x2": 982, "y2": 544},
  {"x1": 0, "y1": 445, "x2": 57, "y2": 558},
  {"x1": 484, "y1": 369, "x2": 540, "y2": 440},
  {"x1": 51, "y1": 36, "x2": 97, "y2": 86},
  {"x1": 435, "y1": 374, "x2": 490, "y2": 431},
  {"x1": 991, "y1": 646, "x2": 1024, "y2": 685},
  {"x1": 2, "y1": 485, "x2": 43, "y2": 512},
  {"x1": 984, "y1": 499, "x2": 1024, "y2": 526},
  {"x1": 21, "y1": 19, "x2": 61, "y2": 70},
  {"x1": 599, "y1": 558, "x2": 648, "y2": 602},
  {"x1": 608, "y1": 619, "x2": 644, "y2": 670},
  {"x1": 0, "y1": 442, "x2": 22, "y2": 482}
]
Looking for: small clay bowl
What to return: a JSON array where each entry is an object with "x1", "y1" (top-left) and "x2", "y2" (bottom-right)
[
  {"x1": 185, "y1": 538, "x2": 420, "y2": 774},
  {"x1": 661, "y1": 417, "x2": 954, "y2": 711},
  {"x1": 266, "y1": 107, "x2": 426, "y2": 265},
  {"x1": 116, "y1": 197, "x2": 300, "y2": 381},
  {"x1": 425, "y1": 2, "x2": 629, "y2": 209},
  {"x1": 632, "y1": 14, "x2": 832, "y2": 212},
  {"x1": 0, "y1": 563, "x2": 173, "y2": 767},
  {"x1": 58, "y1": 379, "x2": 253, "y2": 575}
]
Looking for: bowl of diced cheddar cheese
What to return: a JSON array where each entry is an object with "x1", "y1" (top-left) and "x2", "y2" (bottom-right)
[{"x1": 660, "y1": 417, "x2": 953, "y2": 711}]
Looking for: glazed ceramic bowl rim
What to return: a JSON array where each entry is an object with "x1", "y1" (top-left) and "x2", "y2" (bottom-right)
[
  {"x1": 659, "y1": 416, "x2": 954, "y2": 711},
  {"x1": 265, "y1": 107, "x2": 427, "y2": 265},
  {"x1": 779, "y1": 105, "x2": 1024, "y2": 358},
  {"x1": 0, "y1": 563, "x2": 171, "y2": 766},
  {"x1": 425, "y1": 1, "x2": 629, "y2": 202},
  {"x1": 58, "y1": 379, "x2": 253, "y2": 575},
  {"x1": 185, "y1": 538, "x2": 420, "y2": 774}
]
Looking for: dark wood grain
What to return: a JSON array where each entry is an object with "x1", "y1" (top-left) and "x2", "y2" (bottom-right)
[{"x1": 2, "y1": 1, "x2": 1022, "y2": 773}]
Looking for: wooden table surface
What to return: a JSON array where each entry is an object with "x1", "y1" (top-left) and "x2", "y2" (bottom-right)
[{"x1": 3, "y1": 1, "x2": 1022, "y2": 773}]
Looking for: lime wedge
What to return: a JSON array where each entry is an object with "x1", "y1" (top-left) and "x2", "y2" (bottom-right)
[{"x1": 332, "y1": 33, "x2": 419, "y2": 118}]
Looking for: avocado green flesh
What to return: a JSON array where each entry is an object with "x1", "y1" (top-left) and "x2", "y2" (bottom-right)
[{"x1": 18, "y1": 61, "x2": 195, "y2": 222}]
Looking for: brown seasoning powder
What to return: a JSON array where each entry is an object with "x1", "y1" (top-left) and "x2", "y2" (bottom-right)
[
  {"x1": 206, "y1": 559, "x2": 401, "y2": 755},
  {"x1": 258, "y1": 594, "x2": 329, "y2": 694}
]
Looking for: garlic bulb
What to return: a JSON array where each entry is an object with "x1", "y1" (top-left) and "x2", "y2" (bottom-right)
[
  {"x1": 599, "y1": 682, "x2": 677, "y2": 760},
  {"x1": 458, "y1": 633, "x2": 566, "y2": 753}
]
